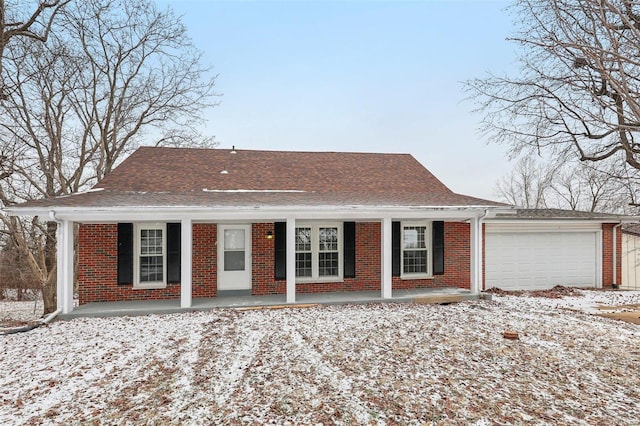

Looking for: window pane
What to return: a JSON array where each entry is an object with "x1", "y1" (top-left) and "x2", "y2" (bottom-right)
[
  {"x1": 403, "y1": 250, "x2": 428, "y2": 274},
  {"x1": 296, "y1": 252, "x2": 312, "y2": 277},
  {"x1": 224, "y1": 229, "x2": 245, "y2": 250},
  {"x1": 296, "y1": 228, "x2": 311, "y2": 252},
  {"x1": 319, "y1": 227, "x2": 338, "y2": 251},
  {"x1": 319, "y1": 252, "x2": 339, "y2": 276},
  {"x1": 140, "y1": 255, "x2": 163, "y2": 282},
  {"x1": 403, "y1": 226, "x2": 426, "y2": 249},
  {"x1": 224, "y1": 251, "x2": 245, "y2": 271},
  {"x1": 141, "y1": 229, "x2": 163, "y2": 255}
]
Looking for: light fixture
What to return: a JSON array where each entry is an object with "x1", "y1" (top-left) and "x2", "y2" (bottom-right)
[{"x1": 266, "y1": 231, "x2": 273, "y2": 239}]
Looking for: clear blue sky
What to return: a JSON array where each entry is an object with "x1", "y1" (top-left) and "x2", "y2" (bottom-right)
[{"x1": 156, "y1": 0, "x2": 517, "y2": 200}]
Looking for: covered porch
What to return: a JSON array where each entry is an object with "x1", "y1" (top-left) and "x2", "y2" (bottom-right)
[
  {"x1": 54, "y1": 207, "x2": 489, "y2": 315},
  {"x1": 59, "y1": 287, "x2": 480, "y2": 319}
]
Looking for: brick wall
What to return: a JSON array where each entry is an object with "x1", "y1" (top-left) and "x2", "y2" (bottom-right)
[
  {"x1": 602, "y1": 223, "x2": 622, "y2": 287},
  {"x1": 192, "y1": 223, "x2": 217, "y2": 297},
  {"x1": 252, "y1": 223, "x2": 284, "y2": 295},
  {"x1": 78, "y1": 220, "x2": 472, "y2": 304},
  {"x1": 78, "y1": 224, "x2": 181, "y2": 303},
  {"x1": 253, "y1": 221, "x2": 471, "y2": 294}
]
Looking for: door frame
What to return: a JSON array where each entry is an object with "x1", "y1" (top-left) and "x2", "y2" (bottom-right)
[{"x1": 217, "y1": 224, "x2": 252, "y2": 291}]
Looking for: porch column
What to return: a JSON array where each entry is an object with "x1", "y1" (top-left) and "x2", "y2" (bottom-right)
[
  {"x1": 56, "y1": 220, "x2": 74, "y2": 314},
  {"x1": 470, "y1": 215, "x2": 483, "y2": 295},
  {"x1": 180, "y1": 218, "x2": 193, "y2": 308},
  {"x1": 381, "y1": 217, "x2": 392, "y2": 299},
  {"x1": 286, "y1": 217, "x2": 296, "y2": 303}
]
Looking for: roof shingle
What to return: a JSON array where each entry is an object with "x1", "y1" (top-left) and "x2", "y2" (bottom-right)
[{"x1": 9, "y1": 147, "x2": 505, "y2": 210}]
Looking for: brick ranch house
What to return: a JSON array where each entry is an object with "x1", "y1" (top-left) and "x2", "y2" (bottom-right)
[{"x1": 4, "y1": 147, "x2": 630, "y2": 314}]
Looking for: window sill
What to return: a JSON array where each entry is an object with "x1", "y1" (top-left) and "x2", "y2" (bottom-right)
[
  {"x1": 400, "y1": 274, "x2": 433, "y2": 280},
  {"x1": 133, "y1": 282, "x2": 167, "y2": 290},
  {"x1": 296, "y1": 277, "x2": 343, "y2": 284}
]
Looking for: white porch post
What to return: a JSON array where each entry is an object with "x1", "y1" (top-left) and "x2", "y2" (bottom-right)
[
  {"x1": 56, "y1": 220, "x2": 74, "y2": 314},
  {"x1": 180, "y1": 218, "x2": 193, "y2": 308},
  {"x1": 56, "y1": 222, "x2": 64, "y2": 312},
  {"x1": 286, "y1": 217, "x2": 296, "y2": 303},
  {"x1": 470, "y1": 215, "x2": 483, "y2": 295},
  {"x1": 381, "y1": 217, "x2": 392, "y2": 299}
]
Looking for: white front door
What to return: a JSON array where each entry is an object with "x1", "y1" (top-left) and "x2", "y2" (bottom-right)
[{"x1": 217, "y1": 225, "x2": 252, "y2": 291}]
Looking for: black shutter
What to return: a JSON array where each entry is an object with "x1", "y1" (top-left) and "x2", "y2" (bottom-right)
[
  {"x1": 432, "y1": 221, "x2": 445, "y2": 275},
  {"x1": 117, "y1": 223, "x2": 133, "y2": 285},
  {"x1": 343, "y1": 222, "x2": 356, "y2": 278},
  {"x1": 167, "y1": 223, "x2": 181, "y2": 283},
  {"x1": 274, "y1": 222, "x2": 286, "y2": 280},
  {"x1": 392, "y1": 221, "x2": 401, "y2": 277}
]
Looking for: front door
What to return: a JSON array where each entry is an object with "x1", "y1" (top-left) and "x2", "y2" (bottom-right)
[{"x1": 217, "y1": 224, "x2": 252, "y2": 291}]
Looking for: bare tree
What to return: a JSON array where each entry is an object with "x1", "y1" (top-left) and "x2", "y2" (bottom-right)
[
  {"x1": 0, "y1": 0, "x2": 69, "y2": 183},
  {"x1": 496, "y1": 155, "x2": 640, "y2": 213},
  {"x1": 495, "y1": 155, "x2": 555, "y2": 208},
  {"x1": 0, "y1": 0, "x2": 218, "y2": 314},
  {"x1": 468, "y1": 0, "x2": 640, "y2": 171}
]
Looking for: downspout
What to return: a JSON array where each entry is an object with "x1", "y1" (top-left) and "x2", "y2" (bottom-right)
[
  {"x1": 479, "y1": 210, "x2": 489, "y2": 293},
  {"x1": 471, "y1": 209, "x2": 490, "y2": 296},
  {"x1": 1, "y1": 309, "x2": 62, "y2": 335},
  {"x1": 613, "y1": 222, "x2": 622, "y2": 289}
]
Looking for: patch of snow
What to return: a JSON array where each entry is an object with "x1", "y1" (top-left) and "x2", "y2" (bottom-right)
[{"x1": 1, "y1": 294, "x2": 639, "y2": 424}]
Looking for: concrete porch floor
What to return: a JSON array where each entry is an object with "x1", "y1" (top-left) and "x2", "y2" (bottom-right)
[{"x1": 59, "y1": 288, "x2": 480, "y2": 319}]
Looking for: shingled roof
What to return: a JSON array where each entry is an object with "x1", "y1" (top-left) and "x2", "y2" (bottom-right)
[
  {"x1": 492, "y1": 208, "x2": 630, "y2": 220},
  {"x1": 10, "y1": 147, "x2": 504, "y2": 210}
]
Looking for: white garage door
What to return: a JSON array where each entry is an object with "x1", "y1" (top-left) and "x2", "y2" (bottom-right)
[{"x1": 486, "y1": 231, "x2": 599, "y2": 291}]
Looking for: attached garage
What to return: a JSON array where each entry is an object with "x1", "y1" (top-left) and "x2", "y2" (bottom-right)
[{"x1": 485, "y1": 219, "x2": 606, "y2": 291}]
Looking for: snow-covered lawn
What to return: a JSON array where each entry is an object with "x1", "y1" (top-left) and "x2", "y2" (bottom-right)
[{"x1": 1, "y1": 290, "x2": 639, "y2": 425}]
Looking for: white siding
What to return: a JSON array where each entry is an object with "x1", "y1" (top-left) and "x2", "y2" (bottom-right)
[{"x1": 622, "y1": 233, "x2": 640, "y2": 290}]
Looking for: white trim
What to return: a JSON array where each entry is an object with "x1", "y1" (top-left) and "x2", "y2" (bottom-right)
[
  {"x1": 470, "y1": 216, "x2": 482, "y2": 295},
  {"x1": 56, "y1": 223, "x2": 64, "y2": 312},
  {"x1": 180, "y1": 218, "x2": 193, "y2": 308},
  {"x1": 400, "y1": 221, "x2": 432, "y2": 279},
  {"x1": 381, "y1": 217, "x2": 392, "y2": 299},
  {"x1": 57, "y1": 220, "x2": 74, "y2": 314},
  {"x1": 7, "y1": 205, "x2": 509, "y2": 222},
  {"x1": 133, "y1": 223, "x2": 167, "y2": 289},
  {"x1": 294, "y1": 222, "x2": 343, "y2": 282},
  {"x1": 286, "y1": 218, "x2": 296, "y2": 303},
  {"x1": 486, "y1": 221, "x2": 608, "y2": 232}
]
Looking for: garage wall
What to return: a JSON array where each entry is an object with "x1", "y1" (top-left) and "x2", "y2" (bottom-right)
[{"x1": 601, "y1": 223, "x2": 622, "y2": 288}]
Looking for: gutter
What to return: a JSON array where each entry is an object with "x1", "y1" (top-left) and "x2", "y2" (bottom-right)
[{"x1": 1, "y1": 309, "x2": 61, "y2": 335}]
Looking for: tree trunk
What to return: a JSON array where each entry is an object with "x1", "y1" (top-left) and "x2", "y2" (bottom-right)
[
  {"x1": 42, "y1": 221, "x2": 58, "y2": 315},
  {"x1": 42, "y1": 273, "x2": 57, "y2": 315}
]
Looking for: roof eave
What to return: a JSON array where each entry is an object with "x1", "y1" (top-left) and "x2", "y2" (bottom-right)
[{"x1": 3, "y1": 204, "x2": 511, "y2": 222}]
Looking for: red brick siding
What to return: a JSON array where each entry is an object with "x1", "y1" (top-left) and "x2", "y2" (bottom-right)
[
  {"x1": 252, "y1": 223, "x2": 284, "y2": 295},
  {"x1": 602, "y1": 223, "x2": 622, "y2": 287},
  {"x1": 192, "y1": 223, "x2": 217, "y2": 297},
  {"x1": 394, "y1": 222, "x2": 471, "y2": 290},
  {"x1": 78, "y1": 224, "x2": 180, "y2": 303},
  {"x1": 78, "y1": 220, "x2": 473, "y2": 303},
  {"x1": 253, "y1": 221, "x2": 471, "y2": 294}
]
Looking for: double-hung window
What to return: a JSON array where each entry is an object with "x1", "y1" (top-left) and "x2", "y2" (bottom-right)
[
  {"x1": 295, "y1": 223, "x2": 342, "y2": 281},
  {"x1": 401, "y1": 223, "x2": 431, "y2": 277},
  {"x1": 134, "y1": 223, "x2": 166, "y2": 288}
]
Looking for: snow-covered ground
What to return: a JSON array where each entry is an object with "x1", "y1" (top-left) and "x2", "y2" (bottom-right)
[
  {"x1": 0, "y1": 300, "x2": 43, "y2": 328},
  {"x1": 1, "y1": 290, "x2": 639, "y2": 425}
]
